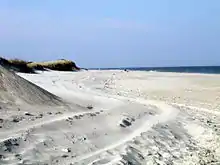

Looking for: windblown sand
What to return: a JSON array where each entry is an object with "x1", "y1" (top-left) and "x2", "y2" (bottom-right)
[{"x1": 0, "y1": 69, "x2": 220, "y2": 165}]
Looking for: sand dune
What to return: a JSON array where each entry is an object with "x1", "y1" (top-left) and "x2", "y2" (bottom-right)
[
  {"x1": 0, "y1": 66, "x2": 64, "y2": 106},
  {"x1": 0, "y1": 69, "x2": 220, "y2": 164}
]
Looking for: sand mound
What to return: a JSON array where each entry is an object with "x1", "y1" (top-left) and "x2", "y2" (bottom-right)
[{"x1": 0, "y1": 66, "x2": 64, "y2": 105}]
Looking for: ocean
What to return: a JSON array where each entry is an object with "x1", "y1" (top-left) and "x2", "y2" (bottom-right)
[{"x1": 94, "y1": 66, "x2": 220, "y2": 74}]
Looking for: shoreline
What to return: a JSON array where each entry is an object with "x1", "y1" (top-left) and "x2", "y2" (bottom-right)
[{"x1": 89, "y1": 69, "x2": 220, "y2": 76}]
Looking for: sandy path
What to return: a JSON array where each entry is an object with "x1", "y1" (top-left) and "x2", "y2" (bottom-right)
[
  {"x1": 0, "y1": 110, "x2": 103, "y2": 142},
  {"x1": 172, "y1": 103, "x2": 220, "y2": 116},
  {"x1": 69, "y1": 100, "x2": 178, "y2": 164}
]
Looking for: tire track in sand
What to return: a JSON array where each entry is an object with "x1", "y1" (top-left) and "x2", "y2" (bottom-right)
[
  {"x1": 0, "y1": 110, "x2": 102, "y2": 143},
  {"x1": 171, "y1": 103, "x2": 220, "y2": 116},
  {"x1": 68, "y1": 99, "x2": 179, "y2": 164}
]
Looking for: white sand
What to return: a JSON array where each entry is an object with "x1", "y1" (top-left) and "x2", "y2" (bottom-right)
[{"x1": 1, "y1": 69, "x2": 220, "y2": 165}]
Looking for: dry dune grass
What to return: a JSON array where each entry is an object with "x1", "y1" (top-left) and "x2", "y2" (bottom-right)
[
  {"x1": 8, "y1": 59, "x2": 30, "y2": 65},
  {"x1": 0, "y1": 57, "x2": 80, "y2": 73},
  {"x1": 27, "y1": 59, "x2": 80, "y2": 71},
  {"x1": 1, "y1": 58, "x2": 34, "y2": 73}
]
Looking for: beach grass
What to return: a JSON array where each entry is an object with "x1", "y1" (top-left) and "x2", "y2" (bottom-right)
[
  {"x1": 27, "y1": 59, "x2": 79, "y2": 71},
  {"x1": 0, "y1": 57, "x2": 79, "y2": 73}
]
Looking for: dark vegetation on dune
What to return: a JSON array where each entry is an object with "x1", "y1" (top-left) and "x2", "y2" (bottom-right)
[
  {"x1": 0, "y1": 57, "x2": 34, "y2": 73},
  {"x1": 0, "y1": 57, "x2": 80, "y2": 73}
]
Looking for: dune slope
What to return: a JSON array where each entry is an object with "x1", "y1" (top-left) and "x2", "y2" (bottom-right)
[{"x1": 0, "y1": 66, "x2": 63, "y2": 105}]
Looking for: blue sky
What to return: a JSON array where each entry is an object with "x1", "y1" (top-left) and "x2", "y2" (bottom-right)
[{"x1": 0, "y1": 0, "x2": 219, "y2": 68}]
